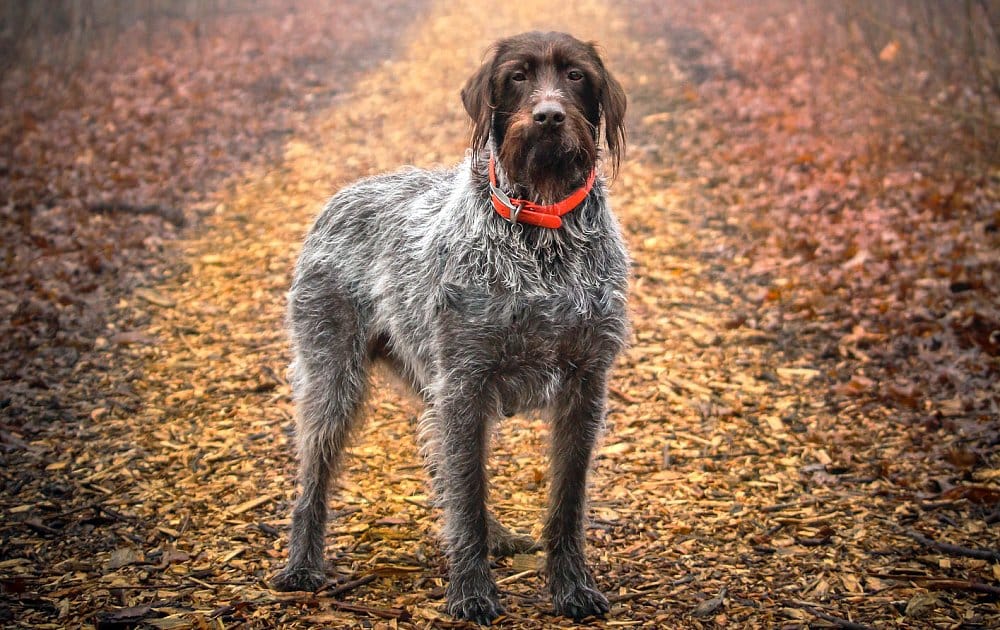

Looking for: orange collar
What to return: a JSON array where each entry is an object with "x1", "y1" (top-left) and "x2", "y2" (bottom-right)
[{"x1": 488, "y1": 156, "x2": 595, "y2": 229}]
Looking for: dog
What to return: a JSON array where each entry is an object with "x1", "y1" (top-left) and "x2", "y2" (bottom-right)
[{"x1": 271, "y1": 31, "x2": 629, "y2": 624}]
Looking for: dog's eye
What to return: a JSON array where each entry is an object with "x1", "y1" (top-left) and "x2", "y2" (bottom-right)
[
  {"x1": 511, "y1": 71, "x2": 527, "y2": 82},
  {"x1": 567, "y1": 69, "x2": 584, "y2": 81}
]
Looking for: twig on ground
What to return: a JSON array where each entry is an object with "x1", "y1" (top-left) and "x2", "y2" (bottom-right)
[
  {"x1": 608, "y1": 588, "x2": 659, "y2": 604},
  {"x1": 317, "y1": 574, "x2": 377, "y2": 598},
  {"x1": 919, "y1": 579, "x2": 1000, "y2": 598},
  {"x1": 111, "y1": 579, "x2": 250, "y2": 590},
  {"x1": 97, "y1": 504, "x2": 140, "y2": 522},
  {"x1": 903, "y1": 529, "x2": 1000, "y2": 562},
  {"x1": 497, "y1": 569, "x2": 537, "y2": 585},
  {"x1": 760, "y1": 498, "x2": 819, "y2": 513},
  {"x1": 325, "y1": 600, "x2": 410, "y2": 620},
  {"x1": 783, "y1": 600, "x2": 876, "y2": 630},
  {"x1": 609, "y1": 386, "x2": 640, "y2": 404},
  {"x1": 869, "y1": 576, "x2": 1000, "y2": 598},
  {"x1": 268, "y1": 587, "x2": 409, "y2": 619},
  {"x1": 25, "y1": 519, "x2": 61, "y2": 535},
  {"x1": 89, "y1": 201, "x2": 187, "y2": 227}
]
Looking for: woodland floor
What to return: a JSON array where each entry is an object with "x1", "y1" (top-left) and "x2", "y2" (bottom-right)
[{"x1": 2, "y1": 1, "x2": 999, "y2": 628}]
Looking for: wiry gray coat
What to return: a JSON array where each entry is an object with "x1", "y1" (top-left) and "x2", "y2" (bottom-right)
[{"x1": 273, "y1": 31, "x2": 629, "y2": 625}]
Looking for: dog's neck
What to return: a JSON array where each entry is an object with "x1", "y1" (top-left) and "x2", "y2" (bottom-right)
[
  {"x1": 486, "y1": 154, "x2": 596, "y2": 229},
  {"x1": 485, "y1": 138, "x2": 593, "y2": 205}
]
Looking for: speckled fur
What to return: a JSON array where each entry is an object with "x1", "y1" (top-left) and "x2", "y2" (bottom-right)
[{"x1": 272, "y1": 31, "x2": 629, "y2": 625}]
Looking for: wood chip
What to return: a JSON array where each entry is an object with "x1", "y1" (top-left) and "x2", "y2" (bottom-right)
[{"x1": 229, "y1": 494, "x2": 278, "y2": 516}]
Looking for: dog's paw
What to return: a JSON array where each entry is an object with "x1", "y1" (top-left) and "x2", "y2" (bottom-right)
[
  {"x1": 270, "y1": 567, "x2": 326, "y2": 592},
  {"x1": 552, "y1": 580, "x2": 610, "y2": 621},
  {"x1": 446, "y1": 573, "x2": 503, "y2": 626},
  {"x1": 447, "y1": 593, "x2": 504, "y2": 626}
]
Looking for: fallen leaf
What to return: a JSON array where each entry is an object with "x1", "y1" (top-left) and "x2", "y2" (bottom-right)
[
  {"x1": 879, "y1": 40, "x2": 900, "y2": 62},
  {"x1": 106, "y1": 547, "x2": 143, "y2": 570},
  {"x1": 692, "y1": 588, "x2": 726, "y2": 617},
  {"x1": 134, "y1": 288, "x2": 175, "y2": 308},
  {"x1": 904, "y1": 593, "x2": 938, "y2": 618}
]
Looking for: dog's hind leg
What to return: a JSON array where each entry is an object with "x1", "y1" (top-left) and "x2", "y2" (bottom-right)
[
  {"x1": 424, "y1": 432, "x2": 536, "y2": 559},
  {"x1": 487, "y1": 512, "x2": 539, "y2": 557},
  {"x1": 272, "y1": 285, "x2": 370, "y2": 592}
]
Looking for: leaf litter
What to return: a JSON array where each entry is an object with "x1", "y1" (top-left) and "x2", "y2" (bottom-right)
[{"x1": 2, "y1": 0, "x2": 997, "y2": 628}]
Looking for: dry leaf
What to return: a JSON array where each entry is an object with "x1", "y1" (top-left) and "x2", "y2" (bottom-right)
[
  {"x1": 106, "y1": 547, "x2": 143, "y2": 570},
  {"x1": 879, "y1": 40, "x2": 900, "y2": 62},
  {"x1": 692, "y1": 588, "x2": 726, "y2": 617},
  {"x1": 904, "y1": 593, "x2": 938, "y2": 618},
  {"x1": 3, "y1": 2, "x2": 997, "y2": 629}
]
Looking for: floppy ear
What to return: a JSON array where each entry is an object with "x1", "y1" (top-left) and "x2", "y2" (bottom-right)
[
  {"x1": 461, "y1": 48, "x2": 497, "y2": 161},
  {"x1": 599, "y1": 67, "x2": 627, "y2": 175},
  {"x1": 585, "y1": 42, "x2": 627, "y2": 175}
]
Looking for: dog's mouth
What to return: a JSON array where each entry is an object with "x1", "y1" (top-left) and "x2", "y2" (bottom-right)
[{"x1": 498, "y1": 108, "x2": 597, "y2": 202}]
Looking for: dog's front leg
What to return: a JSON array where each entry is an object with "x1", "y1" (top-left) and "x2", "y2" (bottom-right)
[
  {"x1": 437, "y1": 388, "x2": 502, "y2": 625},
  {"x1": 545, "y1": 365, "x2": 612, "y2": 620}
]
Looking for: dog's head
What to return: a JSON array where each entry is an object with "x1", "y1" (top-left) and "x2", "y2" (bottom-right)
[{"x1": 462, "y1": 31, "x2": 626, "y2": 201}]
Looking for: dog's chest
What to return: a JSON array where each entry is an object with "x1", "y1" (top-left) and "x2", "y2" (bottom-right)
[
  {"x1": 439, "y1": 271, "x2": 626, "y2": 367},
  {"x1": 432, "y1": 223, "x2": 630, "y2": 366},
  {"x1": 476, "y1": 280, "x2": 624, "y2": 412}
]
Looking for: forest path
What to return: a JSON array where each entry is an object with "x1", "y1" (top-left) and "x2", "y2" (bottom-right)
[{"x1": 5, "y1": 0, "x2": 997, "y2": 628}]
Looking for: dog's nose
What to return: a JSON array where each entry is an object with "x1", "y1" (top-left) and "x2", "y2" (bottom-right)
[{"x1": 532, "y1": 102, "x2": 566, "y2": 128}]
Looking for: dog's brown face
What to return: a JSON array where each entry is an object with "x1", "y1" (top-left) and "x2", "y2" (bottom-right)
[{"x1": 462, "y1": 31, "x2": 626, "y2": 201}]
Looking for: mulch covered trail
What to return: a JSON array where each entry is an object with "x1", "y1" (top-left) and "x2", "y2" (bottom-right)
[{"x1": 2, "y1": 0, "x2": 998, "y2": 628}]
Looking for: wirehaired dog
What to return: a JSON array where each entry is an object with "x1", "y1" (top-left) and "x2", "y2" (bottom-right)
[{"x1": 271, "y1": 31, "x2": 629, "y2": 624}]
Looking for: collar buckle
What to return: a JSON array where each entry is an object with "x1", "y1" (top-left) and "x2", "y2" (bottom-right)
[
  {"x1": 487, "y1": 154, "x2": 595, "y2": 230},
  {"x1": 509, "y1": 202, "x2": 524, "y2": 225}
]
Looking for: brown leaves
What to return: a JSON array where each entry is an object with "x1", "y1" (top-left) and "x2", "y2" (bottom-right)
[
  {"x1": 1, "y1": 1, "x2": 997, "y2": 629},
  {"x1": 0, "y1": 0, "x2": 419, "y2": 423},
  {"x1": 94, "y1": 605, "x2": 163, "y2": 629},
  {"x1": 620, "y1": 1, "x2": 998, "y2": 627},
  {"x1": 106, "y1": 547, "x2": 144, "y2": 571},
  {"x1": 878, "y1": 40, "x2": 901, "y2": 63},
  {"x1": 938, "y1": 485, "x2": 1000, "y2": 507},
  {"x1": 691, "y1": 587, "x2": 726, "y2": 617}
]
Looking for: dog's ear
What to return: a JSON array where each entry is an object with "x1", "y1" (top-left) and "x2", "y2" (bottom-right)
[
  {"x1": 586, "y1": 43, "x2": 627, "y2": 176},
  {"x1": 601, "y1": 70, "x2": 627, "y2": 175},
  {"x1": 461, "y1": 47, "x2": 496, "y2": 161},
  {"x1": 598, "y1": 64, "x2": 627, "y2": 176}
]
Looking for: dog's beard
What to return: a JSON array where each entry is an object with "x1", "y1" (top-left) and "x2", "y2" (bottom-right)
[{"x1": 498, "y1": 109, "x2": 598, "y2": 204}]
